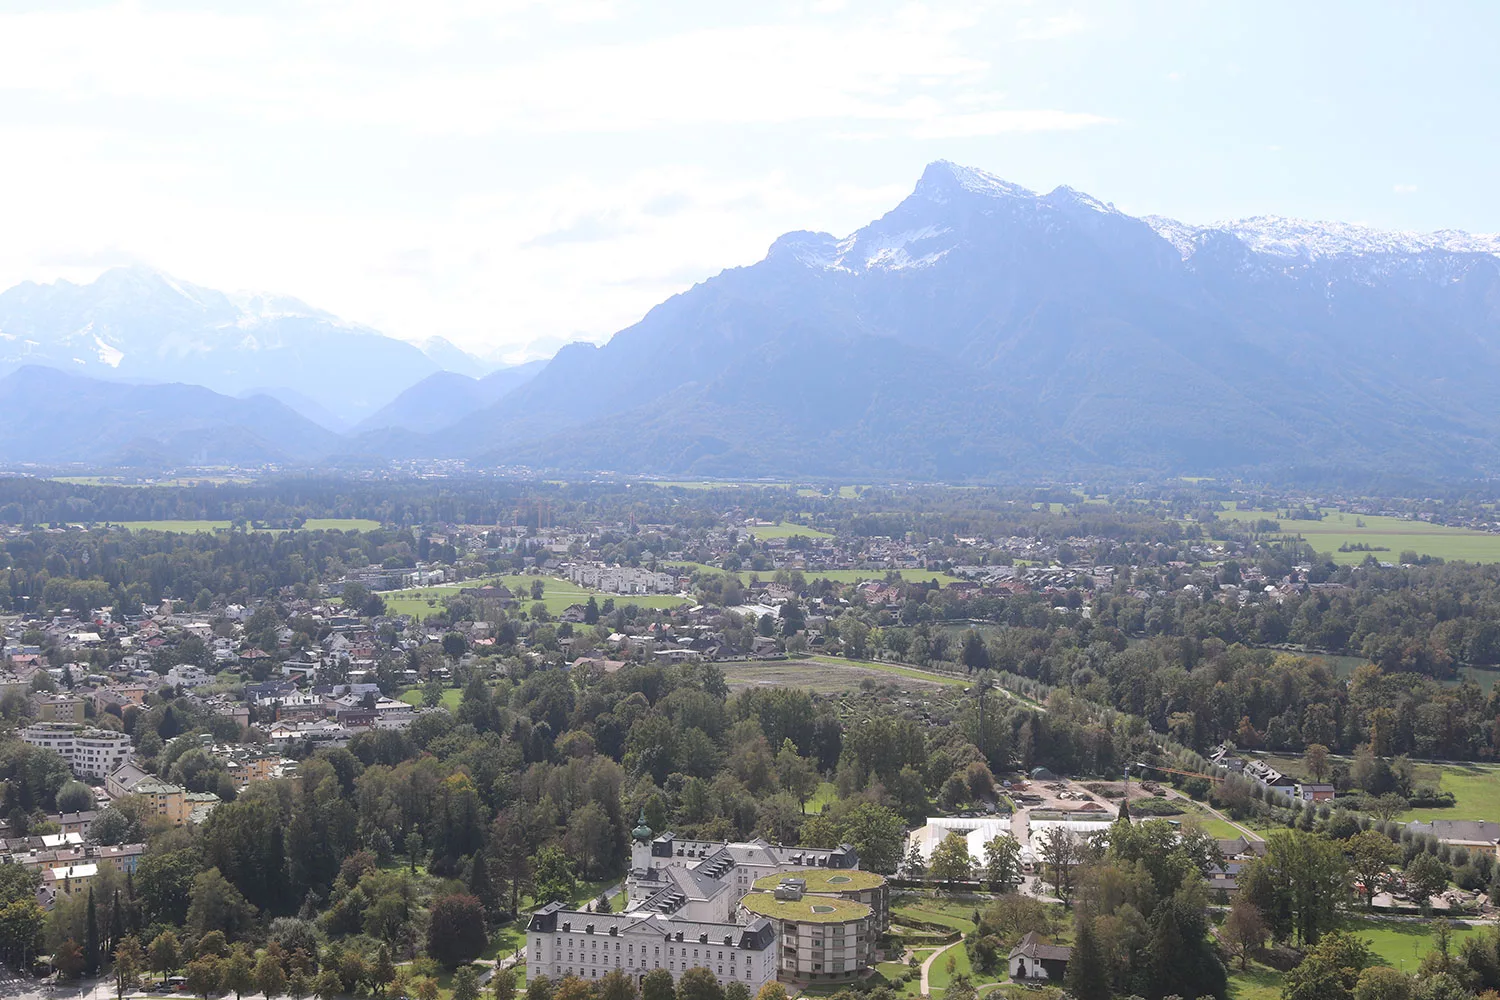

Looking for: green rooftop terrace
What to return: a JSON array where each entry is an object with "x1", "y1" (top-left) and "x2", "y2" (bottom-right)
[
  {"x1": 739, "y1": 892, "x2": 872, "y2": 923},
  {"x1": 752, "y1": 869, "x2": 885, "y2": 892}
]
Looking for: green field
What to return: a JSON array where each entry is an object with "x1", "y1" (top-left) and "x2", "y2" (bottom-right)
[
  {"x1": 399, "y1": 687, "x2": 463, "y2": 710},
  {"x1": 744, "y1": 521, "x2": 834, "y2": 539},
  {"x1": 379, "y1": 573, "x2": 686, "y2": 621},
  {"x1": 1345, "y1": 915, "x2": 1483, "y2": 968},
  {"x1": 1398, "y1": 762, "x2": 1500, "y2": 822},
  {"x1": 722, "y1": 656, "x2": 960, "y2": 696},
  {"x1": 1227, "y1": 961, "x2": 1283, "y2": 1000},
  {"x1": 105, "y1": 517, "x2": 381, "y2": 534},
  {"x1": 1216, "y1": 507, "x2": 1500, "y2": 564}
]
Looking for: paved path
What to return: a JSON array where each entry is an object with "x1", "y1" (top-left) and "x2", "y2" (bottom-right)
[{"x1": 919, "y1": 937, "x2": 965, "y2": 995}]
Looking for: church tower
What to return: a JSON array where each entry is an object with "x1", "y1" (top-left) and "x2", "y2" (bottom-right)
[{"x1": 631, "y1": 807, "x2": 653, "y2": 871}]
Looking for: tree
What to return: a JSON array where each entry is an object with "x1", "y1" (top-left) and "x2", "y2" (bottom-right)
[
  {"x1": 1036, "y1": 828, "x2": 1080, "y2": 904},
  {"x1": 313, "y1": 967, "x2": 343, "y2": 1000},
  {"x1": 722, "y1": 985, "x2": 748, "y2": 1000},
  {"x1": 491, "y1": 968, "x2": 519, "y2": 1000},
  {"x1": 149, "y1": 930, "x2": 182, "y2": 984},
  {"x1": 187, "y1": 867, "x2": 258, "y2": 941},
  {"x1": 84, "y1": 886, "x2": 100, "y2": 976},
  {"x1": 427, "y1": 894, "x2": 488, "y2": 969},
  {"x1": 1246, "y1": 829, "x2": 1348, "y2": 946},
  {"x1": 1063, "y1": 915, "x2": 1110, "y2": 1000},
  {"x1": 753, "y1": 986, "x2": 788, "y2": 1000},
  {"x1": 929, "y1": 832, "x2": 975, "y2": 886},
  {"x1": 532, "y1": 846, "x2": 579, "y2": 906},
  {"x1": 641, "y1": 970, "x2": 674, "y2": 1000},
  {"x1": 1223, "y1": 898, "x2": 1268, "y2": 970},
  {"x1": 774, "y1": 740, "x2": 818, "y2": 809},
  {"x1": 1305, "y1": 744, "x2": 1331, "y2": 782},
  {"x1": 197, "y1": 931, "x2": 230, "y2": 960},
  {"x1": 55, "y1": 937, "x2": 85, "y2": 980},
  {"x1": 115, "y1": 936, "x2": 145, "y2": 1000},
  {"x1": 57, "y1": 780, "x2": 96, "y2": 814},
  {"x1": 185, "y1": 955, "x2": 225, "y2": 1000},
  {"x1": 563, "y1": 801, "x2": 613, "y2": 879},
  {"x1": 1354, "y1": 966, "x2": 1414, "y2": 1000},
  {"x1": 452, "y1": 967, "x2": 481, "y2": 1000},
  {"x1": 256, "y1": 952, "x2": 288, "y2": 1000},
  {"x1": 1405, "y1": 854, "x2": 1450, "y2": 910},
  {"x1": 982, "y1": 834, "x2": 1021, "y2": 891},
  {"x1": 223, "y1": 948, "x2": 255, "y2": 1000},
  {"x1": 372, "y1": 946, "x2": 397, "y2": 997},
  {"x1": 1283, "y1": 931, "x2": 1372, "y2": 1000},
  {"x1": 288, "y1": 972, "x2": 311, "y2": 1000},
  {"x1": 1347, "y1": 831, "x2": 1400, "y2": 909},
  {"x1": 676, "y1": 968, "x2": 723, "y2": 1000},
  {"x1": 413, "y1": 979, "x2": 440, "y2": 1000},
  {"x1": 904, "y1": 842, "x2": 927, "y2": 880},
  {"x1": 527, "y1": 975, "x2": 556, "y2": 1000},
  {"x1": 598, "y1": 970, "x2": 637, "y2": 1000}
]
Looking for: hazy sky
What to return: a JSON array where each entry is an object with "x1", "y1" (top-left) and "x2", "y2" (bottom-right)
[{"x1": 2, "y1": 1, "x2": 1498, "y2": 361}]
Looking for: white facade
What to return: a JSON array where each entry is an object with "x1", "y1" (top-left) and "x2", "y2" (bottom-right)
[
  {"x1": 21, "y1": 723, "x2": 134, "y2": 779},
  {"x1": 527, "y1": 905, "x2": 776, "y2": 994}
]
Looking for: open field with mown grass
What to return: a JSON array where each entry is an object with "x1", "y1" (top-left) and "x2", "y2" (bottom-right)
[
  {"x1": 743, "y1": 521, "x2": 834, "y2": 539},
  {"x1": 1399, "y1": 762, "x2": 1500, "y2": 822},
  {"x1": 399, "y1": 686, "x2": 463, "y2": 710},
  {"x1": 379, "y1": 573, "x2": 687, "y2": 620},
  {"x1": 1216, "y1": 506, "x2": 1500, "y2": 564}
]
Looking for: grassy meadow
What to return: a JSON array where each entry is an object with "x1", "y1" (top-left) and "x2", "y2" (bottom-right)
[
  {"x1": 1216, "y1": 506, "x2": 1500, "y2": 564},
  {"x1": 378, "y1": 573, "x2": 687, "y2": 621}
]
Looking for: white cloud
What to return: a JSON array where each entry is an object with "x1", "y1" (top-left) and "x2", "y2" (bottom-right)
[
  {"x1": 1393, "y1": 184, "x2": 1418, "y2": 194},
  {"x1": 0, "y1": 0, "x2": 1112, "y2": 355}
]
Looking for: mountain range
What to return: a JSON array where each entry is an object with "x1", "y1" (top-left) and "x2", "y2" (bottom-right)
[
  {"x1": 0, "y1": 267, "x2": 500, "y2": 425},
  {"x1": 6, "y1": 161, "x2": 1500, "y2": 479}
]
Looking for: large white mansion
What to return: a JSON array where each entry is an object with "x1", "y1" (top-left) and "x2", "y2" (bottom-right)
[{"x1": 527, "y1": 813, "x2": 887, "y2": 990}]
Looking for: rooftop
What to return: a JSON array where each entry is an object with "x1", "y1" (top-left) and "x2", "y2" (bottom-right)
[
  {"x1": 739, "y1": 892, "x2": 871, "y2": 923},
  {"x1": 752, "y1": 869, "x2": 884, "y2": 892}
]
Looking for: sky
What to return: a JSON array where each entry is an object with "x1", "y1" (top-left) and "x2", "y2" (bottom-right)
[{"x1": 2, "y1": 0, "x2": 1499, "y2": 362}]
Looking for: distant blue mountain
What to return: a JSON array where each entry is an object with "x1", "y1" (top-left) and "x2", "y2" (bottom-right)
[{"x1": 441, "y1": 161, "x2": 1500, "y2": 479}]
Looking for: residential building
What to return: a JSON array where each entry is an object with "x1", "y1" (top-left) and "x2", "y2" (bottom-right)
[
  {"x1": 1008, "y1": 932, "x2": 1070, "y2": 982},
  {"x1": 32, "y1": 693, "x2": 85, "y2": 723},
  {"x1": 20, "y1": 723, "x2": 133, "y2": 778}
]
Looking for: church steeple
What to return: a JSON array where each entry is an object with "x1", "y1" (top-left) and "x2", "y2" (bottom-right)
[{"x1": 633, "y1": 807, "x2": 653, "y2": 842}]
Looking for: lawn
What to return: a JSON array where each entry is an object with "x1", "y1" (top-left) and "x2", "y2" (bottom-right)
[
  {"x1": 804, "y1": 781, "x2": 839, "y2": 814},
  {"x1": 379, "y1": 573, "x2": 688, "y2": 621},
  {"x1": 1226, "y1": 960, "x2": 1283, "y2": 1000},
  {"x1": 1214, "y1": 507, "x2": 1500, "y2": 564},
  {"x1": 1398, "y1": 762, "x2": 1500, "y2": 822},
  {"x1": 399, "y1": 687, "x2": 464, "y2": 710},
  {"x1": 1163, "y1": 805, "x2": 1245, "y2": 839},
  {"x1": 1342, "y1": 915, "x2": 1483, "y2": 969},
  {"x1": 744, "y1": 522, "x2": 835, "y2": 540}
]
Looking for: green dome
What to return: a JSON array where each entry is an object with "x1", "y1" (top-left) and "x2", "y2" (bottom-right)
[{"x1": 632, "y1": 807, "x2": 652, "y2": 841}]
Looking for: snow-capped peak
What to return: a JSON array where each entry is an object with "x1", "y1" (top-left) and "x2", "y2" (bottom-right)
[
  {"x1": 915, "y1": 160, "x2": 1034, "y2": 202},
  {"x1": 1146, "y1": 214, "x2": 1500, "y2": 261}
]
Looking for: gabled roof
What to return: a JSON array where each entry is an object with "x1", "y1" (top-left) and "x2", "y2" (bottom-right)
[{"x1": 1009, "y1": 931, "x2": 1071, "y2": 963}]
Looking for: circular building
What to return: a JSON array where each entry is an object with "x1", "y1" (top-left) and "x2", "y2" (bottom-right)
[
  {"x1": 738, "y1": 889, "x2": 876, "y2": 982},
  {"x1": 750, "y1": 869, "x2": 889, "y2": 931}
]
